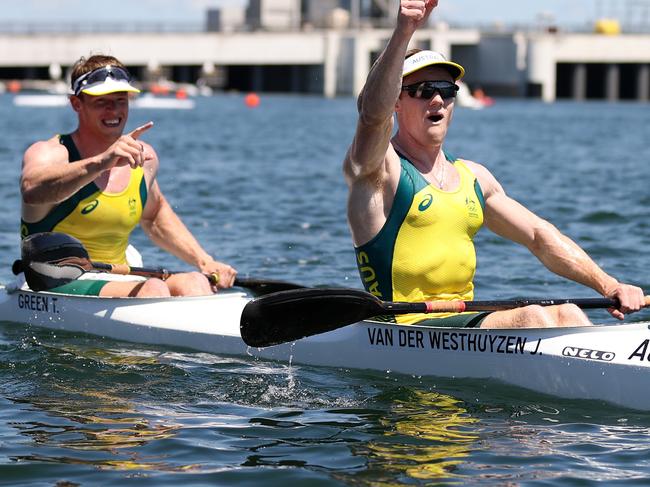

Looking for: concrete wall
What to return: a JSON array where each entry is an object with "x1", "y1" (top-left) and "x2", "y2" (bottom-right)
[
  {"x1": 2, "y1": 28, "x2": 650, "y2": 100},
  {"x1": 548, "y1": 34, "x2": 650, "y2": 62},
  {"x1": 0, "y1": 27, "x2": 482, "y2": 97},
  {"x1": 0, "y1": 32, "x2": 326, "y2": 67},
  {"x1": 527, "y1": 33, "x2": 650, "y2": 101}
]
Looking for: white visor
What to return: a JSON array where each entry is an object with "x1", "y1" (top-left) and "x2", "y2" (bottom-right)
[
  {"x1": 72, "y1": 65, "x2": 141, "y2": 96},
  {"x1": 81, "y1": 78, "x2": 140, "y2": 96},
  {"x1": 402, "y1": 50, "x2": 465, "y2": 80}
]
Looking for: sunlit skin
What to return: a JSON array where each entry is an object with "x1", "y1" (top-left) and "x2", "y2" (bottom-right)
[
  {"x1": 391, "y1": 66, "x2": 457, "y2": 189},
  {"x1": 70, "y1": 92, "x2": 130, "y2": 144},
  {"x1": 67, "y1": 93, "x2": 146, "y2": 193},
  {"x1": 394, "y1": 66, "x2": 456, "y2": 152}
]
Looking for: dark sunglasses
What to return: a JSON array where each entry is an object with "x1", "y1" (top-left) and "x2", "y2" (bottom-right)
[
  {"x1": 401, "y1": 80, "x2": 459, "y2": 100},
  {"x1": 72, "y1": 66, "x2": 132, "y2": 95}
]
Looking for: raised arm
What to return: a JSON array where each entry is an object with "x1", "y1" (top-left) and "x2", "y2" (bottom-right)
[
  {"x1": 469, "y1": 161, "x2": 646, "y2": 319},
  {"x1": 343, "y1": 0, "x2": 438, "y2": 184}
]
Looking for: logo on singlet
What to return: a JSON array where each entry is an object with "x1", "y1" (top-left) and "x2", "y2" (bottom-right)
[
  {"x1": 81, "y1": 200, "x2": 99, "y2": 214},
  {"x1": 465, "y1": 196, "x2": 479, "y2": 218},
  {"x1": 128, "y1": 197, "x2": 137, "y2": 216},
  {"x1": 418, "y1": 193, "x2": 434, "y2": 211}
]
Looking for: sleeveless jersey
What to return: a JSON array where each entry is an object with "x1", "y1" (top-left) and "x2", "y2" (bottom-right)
[
  {"x1": 20, "y1": 134, "x2": 148, "y2": 264},
  {"x1": 354, "y1": 152, "x2": 485, "y2": 324}
]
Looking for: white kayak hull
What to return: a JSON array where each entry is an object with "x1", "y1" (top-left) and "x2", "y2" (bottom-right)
[{"x1": 1, "y1": 285, "x2": 649, "y2": 410}]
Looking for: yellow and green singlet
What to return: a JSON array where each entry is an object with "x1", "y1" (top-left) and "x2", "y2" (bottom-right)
[
  {"x1": 20, "y1": 134, "x2": 148, "y2": 265},
  {"x1": 354, "y1": 151, "x2": 485, "y2": 324}
]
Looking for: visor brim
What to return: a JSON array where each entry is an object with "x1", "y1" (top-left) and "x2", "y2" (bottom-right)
[
  {"x1": 403, "y1": 60, "x2": 465, "y2": 80},
  {"x1": 80, "y1": 79, "x2": 140, "y2": 96}
]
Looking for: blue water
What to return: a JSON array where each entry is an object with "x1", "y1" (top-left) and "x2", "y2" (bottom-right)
[{"x1": 0, "y1": 94, "x2": 649, "y2": 486}]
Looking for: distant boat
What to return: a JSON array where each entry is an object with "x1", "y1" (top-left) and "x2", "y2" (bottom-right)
[
  {"x1": 456, "y1": 81, "x2": 494, "y2": 110},
  {"x1": 13, "y1": 94, "x2": 67, "y2": 107},
  {"x1": 131, "y1": 94, "x2": 196, "y2": 110},
  {"x1": 12, "y1": 93, "x2": 196, "y2": 110}
]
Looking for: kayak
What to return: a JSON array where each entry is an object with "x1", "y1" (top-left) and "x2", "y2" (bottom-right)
[{"x1": 1, "y1": 284, "x2": 650, "y2": 411}]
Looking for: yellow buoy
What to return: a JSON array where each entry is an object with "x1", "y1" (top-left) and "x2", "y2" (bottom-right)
[{"x1": 594, "y1": 18, "x2": 621, "y2": 35}]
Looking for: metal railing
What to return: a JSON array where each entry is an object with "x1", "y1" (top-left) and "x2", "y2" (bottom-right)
[{"x1": 0, "y1": 22, "x2": 204, "y2": 34}]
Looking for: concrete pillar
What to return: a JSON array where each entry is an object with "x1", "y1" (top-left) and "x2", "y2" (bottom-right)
[
  {"x1": 146, "y1": 59, "x2": 161, "y2": 82},
  {"x1": 527, "y1": 35, "x2": 556, "y2": 102},
  {"x1": 351, "y1": 34, "x2": 391, "y2": 96},
  {"x1": 353, "y1": 37, "x2": 373, "y2": 96},
  {"x1": 637, "y1": 64, "x2": 649, "y2": 102},
  {"x1": 606, "y1": 64, "x2": 619, "y2": 101},
  {"x1": 202, "y1": 62, "x2": 215, "y2": 76},
  {"x1": 49, "y1": 63, "x2": 62, "y2": 80},
  {"x1": 350, "y1": 0, "x2": 360, "y2": 28},
  {"x1": 324, "y1": 31, "x2": 340, "y2": 98},
  {"x1": 513, "y1": 32, "x2": 528, "y2": 96},
  {"x1": 572, "y1": 63, "x2": 586, "y2": 101},
  {"x1": 430, "y1": 34, "x2": 450, "y2": 60}
]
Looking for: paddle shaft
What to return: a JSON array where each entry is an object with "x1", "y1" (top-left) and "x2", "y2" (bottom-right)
[
  {"x1": 399, "y1": 296, "x2": 648, "y2": 314},
  {"x1": 330, "y1": 295, "x2": 650, "y2": 316},
  {"x1": 87, "y1": 261, "x2": 303, "y2": 293},
  {"x1": 90, "y1": 261, "x2": 218, "y2": 285},
  {"x1": 240, "y1": 287, "x2": 650, "y2": 347}
]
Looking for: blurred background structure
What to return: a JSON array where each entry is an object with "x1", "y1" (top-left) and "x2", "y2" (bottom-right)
[{"x1": 0, "y1": 0, "x2": 649, "y2": 101}]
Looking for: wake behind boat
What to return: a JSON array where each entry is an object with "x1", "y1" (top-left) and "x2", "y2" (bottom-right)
[{"x1": 1, "y1": 283, "x2": 649, "y2": 411}]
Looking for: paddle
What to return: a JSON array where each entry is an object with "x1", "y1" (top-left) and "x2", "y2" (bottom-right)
[
  {"x1": 18, "y1": 259, "x2": 304, "y2": 295},
  {"x1": 15, "y1": 232, "x2": 304, "y2": 295},
  {"x1": 239, "y1": 287, "x2": 650, "y2": 347},
  {"x1": 84, "y1": 260, "x2": 305, "y2": 295}
]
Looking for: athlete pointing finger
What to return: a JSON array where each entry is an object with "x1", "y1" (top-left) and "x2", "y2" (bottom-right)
[{"x1": 20, "y1": 54, "x2": 237, "y2": 298}]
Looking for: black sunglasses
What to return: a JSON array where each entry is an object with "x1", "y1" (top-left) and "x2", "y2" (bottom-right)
[
  {"x1": 401, "y1": 80, "x2": 459, "y2": 100},
  {"x1": 72, "y1": 66, "x2": 132, "y2": 95}
]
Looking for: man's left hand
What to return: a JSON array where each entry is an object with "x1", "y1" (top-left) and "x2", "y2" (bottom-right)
[
  {"x1": 200, "y1": 259, "x2": 237, "y2": 290},
  {"x1": 605, "y1": 282, "x2": 646, "y2": 319}
]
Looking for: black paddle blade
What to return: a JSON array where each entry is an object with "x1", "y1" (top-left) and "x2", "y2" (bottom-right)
[
  {"x1": 20, "y1": 232, "x2": 90, "y2": 291},
  {"x1": 21, "y1": 232, "x2": 89, "y2": 263},
  {"x1": 240, "y1": 287, "x2": 384, "y2": 347},
  {"x1": 27, "y1": 261, "x2": 86, "y2": 290}
]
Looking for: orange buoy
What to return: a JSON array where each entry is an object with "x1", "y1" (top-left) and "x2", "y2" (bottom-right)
[
  {"x1": 7, "y1": 80, "x2": 22, "y2": 93},
  {"x1": 150, "y1": 84, "x2": 170, "y2": 95},
  {"x1": 244, "y1": 92, "x2": 260, "y2": 108},
  {"x1": 176, "y1": 88, "x2": 187, "y2": 99}
]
